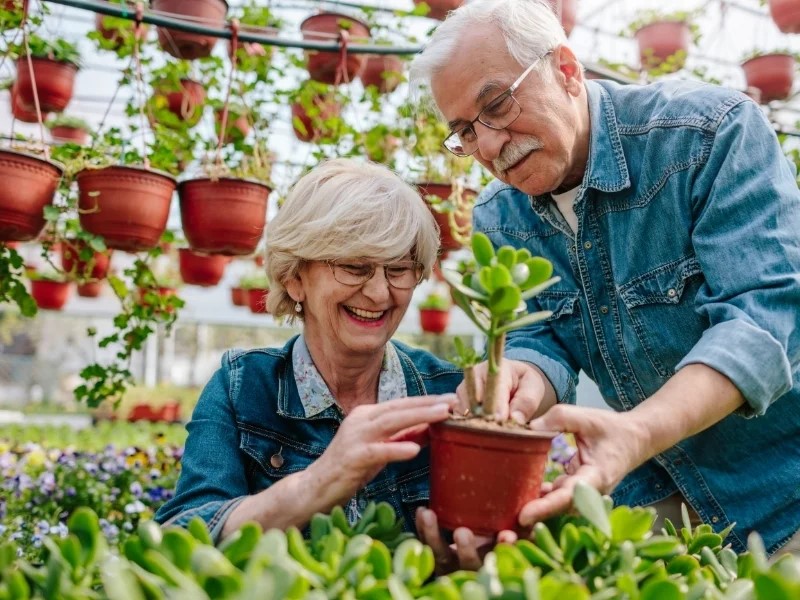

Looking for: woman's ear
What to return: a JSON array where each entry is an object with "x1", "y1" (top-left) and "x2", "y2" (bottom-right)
[{"x1": 285, "y1": 273, "x2": 305, "y2": 303}]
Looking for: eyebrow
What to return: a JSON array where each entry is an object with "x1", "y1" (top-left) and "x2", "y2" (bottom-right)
[{"x1": 446, "y1": 80, "x2": 506, "y2": 130}]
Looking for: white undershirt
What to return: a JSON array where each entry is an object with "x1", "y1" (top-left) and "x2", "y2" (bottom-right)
[{"x1": 550, "y1": 187, "x2": 579, "y2": 233}]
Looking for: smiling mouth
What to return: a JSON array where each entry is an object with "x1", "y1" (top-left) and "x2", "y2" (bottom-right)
[{"x1": 344, "y1": 305, "x2": 386, "y2": 321}]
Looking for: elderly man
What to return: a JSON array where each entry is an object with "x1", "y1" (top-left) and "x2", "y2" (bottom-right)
[{"x1": 410, "y1": 0, "x2": 800, "y2": 555}]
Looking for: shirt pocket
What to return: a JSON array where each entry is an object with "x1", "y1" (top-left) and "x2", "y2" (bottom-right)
[
  {"x1": 618, "y1": 256, "x2": 707, "y2": 377},
  {"x1": 378, "y1": 466, "x2": 429, "y2": 533},
  {"x1": 534, "y1": 291, "x2": 590, "y2": 374},
  {"x1": 239, "y1": 428, "x2": 321, "y2": 492}
]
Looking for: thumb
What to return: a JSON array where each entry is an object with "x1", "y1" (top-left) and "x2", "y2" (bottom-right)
[{"x1": 528, "y1": 404, "x2": 580, "y2": 434}]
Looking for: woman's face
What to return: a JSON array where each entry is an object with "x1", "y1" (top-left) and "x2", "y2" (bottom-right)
[{"x1": 288, "y1": 257, "x2": 418, "y2": 358}]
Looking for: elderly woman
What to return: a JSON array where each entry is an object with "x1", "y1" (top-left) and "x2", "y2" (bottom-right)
[{"x1": 155, "y1": 159, "x2": 462, "y2": 543}]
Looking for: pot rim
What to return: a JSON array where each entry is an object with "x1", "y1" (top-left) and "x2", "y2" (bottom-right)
[
  {"x1": 177, "y1": 176, "x2": 272, "y2": 190},
  {"x1": 436, "y1": 418, "x2": 559, "y2": 440},
  {"x1": 16, "y1": 56, "x2": 80, "y2": 69},
  {"x1": 76, "y1": 164, "x2": 178, "y2": 185},
  {"x1": 0, "y1": 147, "x2": 65, "y2": 175},
  {"x1": 299, "y1": 11, "x2": 371, "y2": 35}
]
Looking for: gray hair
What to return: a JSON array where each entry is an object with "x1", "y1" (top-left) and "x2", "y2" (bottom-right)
[
  {"x1": 265, "y1": 158, "x2": 441, "y2": 319},
  {"x1": 409, "y1": 0, "x2": 568, "y2": 110}
]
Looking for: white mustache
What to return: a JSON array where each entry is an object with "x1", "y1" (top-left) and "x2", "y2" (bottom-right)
[{"x1": 493, "y1": 137, "x2": 543, "y2": 172}]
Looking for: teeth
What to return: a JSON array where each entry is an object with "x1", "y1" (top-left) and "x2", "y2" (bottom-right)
[{"x1": 347, "y1": 306, "x2": 384, "y2": 319}]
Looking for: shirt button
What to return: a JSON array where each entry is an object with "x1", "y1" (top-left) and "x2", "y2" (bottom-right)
[
  {"x1": 667, "y1": 288, "x2": 677, "y2": 298},
  {"x1": 583, "y1": 241, "x2": 593, "y2": 249},
  {"x1": 711, "y1": 516, "x2": 720, "y2": 524},
  {"x1": 621, "y1": 374, "x2": 630, "y2": 382},
  {"x1": 655, "y1": 483, "x2": 662, "y2": 490},
  {"x1": 600, "y1": 305, "x2": 609, "y2": 314}
]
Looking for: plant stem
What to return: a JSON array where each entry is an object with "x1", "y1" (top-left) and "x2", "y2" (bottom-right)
[
  {"x1": 484, "y1": 332, "x2": 506, "y2": 417},
  {"x1": 464, "y1": 365, "x2": 479, "y2": 415}
]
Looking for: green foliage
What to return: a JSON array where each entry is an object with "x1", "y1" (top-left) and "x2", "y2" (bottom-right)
[
  {"x1": 8, "y1": 34, "x2": 81, "y2": 66},
  {"x1": 0, "y1": 244, "x2": 37, "y2": 317},
  {"x1": 418, "y1": 292, "x2": 450, "y2": 311},
  {"x1": 238, "y1": 271, "x2": 270, "y2": 290},
  {"x1": 45, "y1": 114, "x2": 92, "y2": 131}
]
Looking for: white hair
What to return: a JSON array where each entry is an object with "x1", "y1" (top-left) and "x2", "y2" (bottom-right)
[
  {"x1": 409, "y1": 0, "x2": 568, "y2": 110},
  {"x1": 266, "y1": 158, "x2": 440, "y2": 319}
]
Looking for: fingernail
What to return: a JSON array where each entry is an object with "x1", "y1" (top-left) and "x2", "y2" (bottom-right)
[
  {"x1": 528, "y1": 418, "x2": 544, "y2": 430},
  {"x1": 511, "y1": 410, "x2": 526, "y2": 424},
  {"x1": 422, "y1": 509, "x2": 434, "y2": 527}
]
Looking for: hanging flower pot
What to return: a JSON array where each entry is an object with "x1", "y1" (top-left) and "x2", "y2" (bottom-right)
[
  {"x1": 137, "y1": 286, "x2": 179, "y2": 315},
  {"x1": 179, "y1": 177, "x2": 271, "y2": 255},
  {"x1": 151, "y1": 0, "x2": 228, "y2": 59},
  {"x1": 246, "y1": 287, "x2": 270, "y2": 314},
  {"x1": 634, "y1": 20, "x2": 691, "y2": 72},
  {"x1": 418, "y1": 183, "x2": 475, "y2": 252},
  {"x1": 0, "y1": 149, "x2": 62, "y2": 242},
  {"x1": 741, "y1": 53, "x2": 795, "y2": 103},
  {"x1": 30, "y1": 278, "x2": 71, "y2": 310},
  {"x1": 151, "y1": 78, "x2": 206, "y2": 128},
  {"x1": 359, "y1": 54, "x2": 404, "y2": 94},
  {"x1": 50, "y1": 125, "x2": 88, "y2": 144},
  {"x1": 16, "y1": 57, "x2": 78, "y2": 113},
  {"x1": 299, "y1": 12, "x2": 370, "y2": 84},
  {"x1": 60, "y1": 239, "x2": 112, "y2": 280},
  {"x1": 95, "y1": 11, "x2": 149, "y2": 49},
  {"x1": 769, "y1": 0, "x2": 800, "y2": 33},
  {"x1": 230, "y1": 286, "x2": 246, "y2": 306},
  {"x1": 10, "y1": 84, "x2": 48, "y2": 123},
  {"x1": 429, "y1": 422, "x2": 556, "y2": 534},
  {"x1": 291, "y1": 94, "x2": 342, "y2": 142},
  {"x1": 77, "y1": 166, "x2": 177, "y2": 252},
  {"x1": 77, "y1": 281, "x2": 104, "y2": 297},
  {"x1": 413, "y1": 0, "x2": 463, "y2": 20},
  {"x1": 214, "y1": 107, "x2": 250, "y2": 143},
  {"x1": 178, "y1": 247, "x2": 230, "y2": 286},
  {"x1": 420, "y1": 307, "x2": 450, "y2": 334},
  {"x1": 548, "y1": 0, "x2": 577, "y2": 36}
]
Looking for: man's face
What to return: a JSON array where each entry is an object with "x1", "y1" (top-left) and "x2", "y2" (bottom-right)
[{"x1": 431, "y1": 27, "x2": 586, "y2": 196}]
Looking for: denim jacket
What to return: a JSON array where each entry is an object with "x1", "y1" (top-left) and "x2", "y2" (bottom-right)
[
  {"x1": 474, "y1": 79, "x2": 800, "y2": 553},
  {"x1": 155, "y1": 336, "x2": 463, "y2": 542}
]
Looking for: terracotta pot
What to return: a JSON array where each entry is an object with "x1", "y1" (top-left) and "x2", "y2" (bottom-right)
[
  {"x1": 0, "y1": 150, "x2": 62, "y2": 242},
  {"x1": 159, "y1": 401, "x2": 181, "y2": 422},
  {"x1": 95, "y1": 11, "x2": 149, "y2": 48},
  {"x1": 246, "y1": 287, "x2": 270, "y2": 314},
  {"x1": 429, "y1": 421, "x2": 556, "y2": 535},
  {"x1": 299, "y1": 12, "x2": 370, "y2": 84},
  {"x1": 741, "y1": 53, "x2": 795, "y2": 103},
  {"x1": 30, "y1": 279, "x2": 71, "y2": 310},
  {"x1": 77, "y1": 281, "x2": 104, "y2": 297},
  {"x1": 420, "y1": 308, "x2": 449, "y2": 334},
  {"x1": 151, "y1": 0, "x2": 228, "y2": 59},
  {"x1": 634, "y1": 21, "x2": 691, "y2": 71},
  {"x1": 77, "y1": 166, "x2": 177, "y2": 252},
  {"x1": 16, "y1": 57, "x2": 78, "y2": 113},
  {"x1": 253, "y1": 253, "x2": 265, "y2": 267},
  {"x1": 128, "y1": 404, "x2": 154, "y2": 422},
  {"x1": 230, "y1": 286, "x2": 246, "y2": 306},
  {"x1": 2, "y1": 0, "x2": 28, "y2": 11},
  {"x1": 178, "y1": 247, "x2": 229, "y2": 286},
  {"x1": 153, "y1": 78, "x2": 206, "y2": 127},
  {"x1": 418, "y1": 183, "x2": 475, "y2": 251},
  {"x1": 413, "y1": 0, "x2": 463, "y2": 20},
  {"x1": 214, "y1": 107, "x2": 250, "y2": 143},
  {"x1": 291, "y1": 95, "x2": 342, "y2": 142},
  {"x1": 359, "y1": 54, "x2": 404, "y2": 93},
  {"x1": 769, "y1": 0, "x2": 800, "y2": 33},
  {"x1": 10, "y1": 84, "x2": 47, "y2": 123},
  {"x1": 50, "y1": 125, "x2": 89, "y2": 145},
  {"x1": 179, "y1": 177, "x2": 270, "y2": 255},
  {"x1": 548, "y1": 0, "x2": 577, "y2": 36},
  {"x1": 60, "y1": 240, "x2": 112, "y2": 279}
]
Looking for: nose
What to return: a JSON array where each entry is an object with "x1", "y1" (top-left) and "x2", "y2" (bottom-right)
[
  {"x1": 361, "y1": 266, "x2": 392, "y2": 302},
  {"x1": 474, "y1": 121, "x2": 511, "y2": 163}
]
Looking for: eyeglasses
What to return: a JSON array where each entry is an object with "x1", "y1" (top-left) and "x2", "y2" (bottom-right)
[
  {"x1": 443, "y1": 51, "x2": 553, "y2": 157},
  {"x1": 327, "y1": 259, "x2": 425, "y2": 290}
]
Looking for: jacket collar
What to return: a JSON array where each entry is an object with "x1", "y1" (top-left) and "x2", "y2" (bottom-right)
[{"x1": 582, "y1": 79, "x2": 631, "y2": 194}]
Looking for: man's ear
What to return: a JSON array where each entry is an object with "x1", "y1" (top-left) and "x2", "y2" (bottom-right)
[{"x1": 554, "y1": 45, "x2": 584, "y2": 95}]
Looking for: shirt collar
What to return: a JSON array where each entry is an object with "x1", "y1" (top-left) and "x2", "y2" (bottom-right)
[
  {"x1": 291, "y1": 334, "x2": 408, "y2": 418},
  {"x1": 582, "y1": 80, "x2": 631, "y2": 193}
]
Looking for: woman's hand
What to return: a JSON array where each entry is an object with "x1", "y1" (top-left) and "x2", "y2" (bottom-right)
[
  {"x1": 305, "y1": 394, "x2": 457, "y2": 509},
  {"x1": 415, "y1": 507, "x2": 518, "y2": 574}
]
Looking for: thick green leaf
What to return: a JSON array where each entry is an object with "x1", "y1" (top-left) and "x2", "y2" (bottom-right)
[
  {"x1": 497, "y1": 246, "x2": 516, "y2": 269},
  {"x1": 472, "y1": 232, "x2": 495, "y2": 267},
  {"x1": 520, "y1": 276, "x2": 561, "y2": 300},
  {"x1": 573, "y1": 482, "x2": 611, "y2": 538},
  {"x1": 609, "y1": 505, "x2": 656, "y2": 543},
  {"x1": 489, "y1": 285, "x2": 521, "y2": 315},
  {"x1": 641, "y1": 579, "x2": 683, "y2": 600},
  {"x1": 496, "y1": 310, "x2": 552, "y2": 335},
  {"x1": 523, "y1": 257, "x2": 554, "y2": 289},
  {"x1": 441, "y1": 268, "x2": 488, "y2": 302}
]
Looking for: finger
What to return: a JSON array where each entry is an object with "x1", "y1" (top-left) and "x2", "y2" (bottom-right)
[
  {"x1": 416, "y1": 508, "x2": 452, "y2": 570},
  {"x1": 528, "y1": 404, "x2": 588, "y2": 434},
  {"x1": 372, "y1": 401, "x2": 452, "y2": 438},
  {"x1": 365, "y1": 394, "x2": 458, "y2": 417},
  {"x1": 518, "y1": 482, "x2": 576, "y2": 526},
  {"x1": 390, "y1": 423, "x2": 430, "y2": 446},
  {"x1": 453, "y1": 528, "x2": 482, "y2": 571},
  {"x1": 496, "y1": 529, "x2": 518, "y2": 544},
  {"x1": 366, "y1": 441, "x2": 422, "y2": 464}
]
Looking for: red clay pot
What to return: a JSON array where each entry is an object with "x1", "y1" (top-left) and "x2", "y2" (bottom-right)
[
  {"x1": 95, "y1": 11, "x2": 149, "y2": 49},
  {"x1": 230, "y1": 286, "x2": 246, "y2": 306},
  {"x1": 359, "y1": 54, "x2": 404, "y2": 93},
  {"x1": 291, "y1": 95, "x2": 342, "y2": 142},
  {"x1": 0, "y1": 150, "x2": 62, "y2": 242},
  {"x1": 30, "y1": 279, "x2": 71, "y2": 310},
  {"x1": 420, "y1": 308, "x2": 450, "y2": 334},
  {"x1": 50, "y1": 126, "x2": 89, "y2": 145},
  {"x1": 300, "y1": 12, "x2": 370, "y2": 84},
  {"x1": 128, "y1": 404, "x2": 154, "y2": 422},
  {"x1": 16, "y1": 57, "x2": 78, "y2": 113},
  {"x1": 2, "y1": 0, "x2": 28, "y2": 11},
  {"x1": 179, "y1": 177, "x2": 270, "y2": 255},
  {"x1": 77, "y1": 166, "x2": 177, "y2": 252},
  {"x1": 151, "y1": 0, "x2": 228, "y2": 59},
  {"x1": 246, "y1": 287, "x2": 270, "y2": 314},
  {"x1": 159, "y1": 401, "x2": 181, "y2": 422},
  {"x1": 60, "y1": 240, "x2": 112, "y2": 279},
  {"x1": 548, "y1": 0, "x2": 577, "y2": 36},
  {"x1": 214, "y1": 107, "x2": 250, "y2": 143},
  {"x1": 178, "y1": 247, "x2": 229, "y2": 286},
  {"x1": 77, "y1": 281, "x2": 104, "y2": 297},
  {"x1": 429, "y1": 421, "x2": 556, "y2": 535},
  {"x1": 413, "y1": 0, "x2": 463, "y2": 20},
  {"x1": 418, "y1": 183, "x2": 475, "y2": 252},
  {"x1": 741, "y1": 53, "x2": 795, "y2": 103},
  {"x1": 634, "y1": 21, "x2": 690, "y2": 71},
  {"x1": 153, "y1": 78, "x2": 206, "y2": 127},
  {"x1": 10, "y1": 84, "x2": 47, "y2": 123},
  {"x1": 769, "y1": 0, "x2": 800, "y2": 33}
]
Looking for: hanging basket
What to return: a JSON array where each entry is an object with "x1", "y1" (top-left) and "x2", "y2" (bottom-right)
[
  {"x1": 76, "y1": 166, "x2": 177, "y2": 252},
  {"x1": 420, "y1": 308, "x2": 450, "y2": 334},
  {"x1": 151, "y1": 0, "x2": 228, "y2": 60},
  {"x1": 634, "y1": 20, "x2": 691, "y2": 72},
  {"x1": 246, "y1": 287, "x2": 270, "y2": 314},
  {"x1": 95, "y1": 11, "x2": 149, "y2": 49},
  {"x1": 60, "y1": 239, "x2": 112, "y2": 280},
  {"x1": 214, "y1": 107, "x2": 251, "y2": 143},
  {"x1": 741, "y1": 53, "x2": 795, "y2": 103},
  {"x1": 30, "y1": 279, "x2": 71, "y2": 310},
  {"x1": 299, "y1": 12, "x2": 370, "y2": 84},
  {"x1": 178, "y1": 247, "x2": 230, "y2": 286},
  {"x1": 418, "y1": 182, "x2": 474, "y2": 251},
  {"x1": 151, "y1": 78, "x2": 206, "y2": 128},
  {"x1": 0, "y1": 149, "x2": 62, "y2": 242},
  {"x1": 413, "y1": 0, "x2": 464, "y2": 20},
  {"x1": 50, "y1": 125, "x2": 89, "y2": 145},
  {"x1": 769, "y1": 0, "x2": 800, "y2": 33},
  {"x1": 291, "y1": 94, "x2": 342, "y2": 142},
  {"x1": 15, "y1": 57, "x2": 78, "y2": 113},
  {"x1": 9, "y1": 83, "x2": 47, "y2": 123},
  {"x1": 77, "y1": 281, "x2": 104, "y2": 297},
  {"x1": 359, "y1": 54, "x2": 404, "y2": 94},
  {"x1": 178, "y1": 177, "x2": 271, "y2": 255},
  {"x1": 230, "y1": 286, "x2": 246, "y2": 306}
]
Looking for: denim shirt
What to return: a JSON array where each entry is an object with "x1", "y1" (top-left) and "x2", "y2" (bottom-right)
[
  {"x1": 155, "y1": 336, "x2": 463, "y2": 542},
  {"x1": 473, "y1": 79, "x2": 800, "y2": 554}
]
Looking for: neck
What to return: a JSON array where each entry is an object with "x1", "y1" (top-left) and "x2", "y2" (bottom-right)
[{"x1": 558, "y1": 95, "x2": 592, "y2": 194}]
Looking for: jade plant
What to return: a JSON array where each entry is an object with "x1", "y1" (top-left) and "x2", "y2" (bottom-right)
[
  {"x1": 418, "y1": 290, "x2": 450, "y2": 312},
  {"x1": 443, "y1": 232, "x2": 557, "y2": 417}
]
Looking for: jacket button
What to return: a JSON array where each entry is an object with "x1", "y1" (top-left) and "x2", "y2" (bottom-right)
[
  {"x1": 270, "y1": 453, "x2": 284, "y2": 468},
  {"x1": 600, "y1": 305, "x2": 609, "y2": 314},
  {"x1": 583, "y1": 241, "x2": 593, "y2": 249},
  {"x1": 667, "y1": 288, "x2": 677, "y2": 298},
  {"x1": 711, "y1": 516, "x2": 719, "y2": 523}
]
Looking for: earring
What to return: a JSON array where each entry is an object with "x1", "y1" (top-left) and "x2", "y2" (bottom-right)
[{"x1": 295, "y1": 301, "x2": 302, "y2": 313}]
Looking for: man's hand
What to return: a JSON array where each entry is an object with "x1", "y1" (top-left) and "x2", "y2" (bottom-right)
[{"x1": 455, "y1": 359, "x2": 557, "y2": 422}]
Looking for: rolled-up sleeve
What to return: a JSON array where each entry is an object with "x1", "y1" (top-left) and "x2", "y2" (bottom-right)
[
  {"x1": 676, "y1": 100, "x2": 800, "y2": 416},
  {"x1": 155, "y1": 353, "x2": 250, "y2": 542}
]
